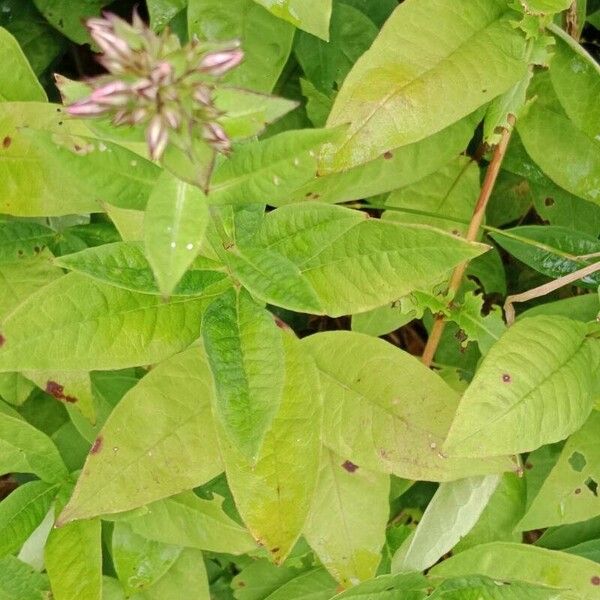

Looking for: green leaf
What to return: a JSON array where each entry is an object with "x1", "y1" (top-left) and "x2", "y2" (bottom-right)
[
  {"x1": 0, "y1": 480, "x2": 58, "y2": 558},
  {"x1": 262, "y1": 568, "x2": 337, "y2": 600},
  {"x1": 332, "y1": 572, "x2": 430, "y2": 599},
  {"x1": 0, "y1": 372, "x2": 35, "y2": 407},
  {"x1": 55, "y1": 242, "x2": 227, "y2": 296},
  {"x1": 517, "y1": 74, "x2": 600, "y2": 206},
  {"x1": 393, "y1": 475, "x2": 500, "y2": 573},
  {"x1": 148, "y1": 0, "x2": 187, "y2": 31},
  {"x1": 144, "y1": 172, "x2": 210, "y2": 297},
  {"x1": 121, "y1": 492, "x2": 256, "y2": 555},
  {"x1": 0, "y1": 222, "x2": 57, "y2": 263},
  {"x1": 45, "y1": 517, "x2": 102, "y2": 600},
  {"x1": 0, "y1": 27, "x2": 46, "y2": 101},
  {"x1": 294, "y1": 3, "x2": 377, "y2": 94},
  {"x1": 323, "y1": 0, "x2": 527, "y2": 171},
  {"x1": 215, "y1": 88, "x2": 298, "y2": 140},
  {"x1": 489, "y1": 226, "x2": 600, "y2": 287},
  {"x1": 303, "y1": 449, "x2": 390, "y2": 587},
  {"x1": 0, "y1": 556, "x2": 49, "y2": 600},
  {"x1": 287, "y1": 111, "x2": 482, "y2": 205},
  {"x1": 202, "y1": 289, "x2": 285, "y2": 459},
  {"x1": 32, "y1": 0, "x2": 106, "y2": 43},
  {"x1": 0, "y1": 272, "x2": 225, "y2": 371},
  {"x1": 0, "y1": 103, "x2": 160, "y2": 217},
  {"x1": 253, "y1": 0, "x2": 331, "y2": 40},
  {"x1": 112, "y1": 521, "x2": 182, "y2": 596},
  {"x1": 219, "y1": 331, "x2": 322, "y2": 562},
  {"x1": 231, "y1": 203, "x2": 487, "y2": 317},
  {"x1": 300, "y1": 78, "x2": 333, "y2": 128},
  {"x1": 429, "y1": 542, "x2": 600, "y2": 598},
  {"x1": 208, "y1": 128, "x2": 339, "y2": 206},
  {"x1": 383, "y1": 157, "x2": 481, "y2": 236},
  {"x1": 519, "y1": 411, "x2": 600, "y2": 530},
  {"x1": 57, "y1": 347, "x2": 223, "y2": 523},
  {"x1": 519, "y1": 0, "x2": 571, "y2": 14},
  {"x1": 341, "y1": 0, "x2": 398, "y2": 27},
  {"x1": 444, "y1": 316, "x2": 600, "y2": 457},
  {"x1": 188, "y1": 0, "x2": 295, "y2": 93},
  {"x1": 519, "y1": 294, "x2": 600, "y2": 322},
  {"x1": 0, "y1": 410, "x2": 67, "y2": 483},
  {"x1": 302, "y1": 331, "x2": 513, "y2": 482}
]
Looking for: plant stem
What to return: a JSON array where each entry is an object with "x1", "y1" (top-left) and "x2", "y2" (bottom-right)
[
  {"x1": 421, "y1": 116, "x2": 515, "y2": 367},
  {"x1": 504, "y1": 261, "x2": 600, "y2": 325}
]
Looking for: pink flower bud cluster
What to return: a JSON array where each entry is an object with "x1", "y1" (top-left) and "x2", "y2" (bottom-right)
[{"x1": 66, "y1": 12, "x2": 244, "y2": 160}]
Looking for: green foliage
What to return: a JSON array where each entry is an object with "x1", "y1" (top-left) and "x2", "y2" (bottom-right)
[{"x1": 0, "y1": 0, "x2": 599, "y2": 597}]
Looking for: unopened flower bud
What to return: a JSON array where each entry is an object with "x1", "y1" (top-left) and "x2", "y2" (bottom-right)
[
  {"x1": 90, "y1": 27, "x2": 132, "y2": 62},
  {"x1": 192, "y1": 84, "x2": 212, "y2": 106},
  {"x1": 163, "y1": 108, "x2": 181, "y2": 130},
  {"x1": 199, "y1": 48, "x2": 244, "y2": 77},
  {"x1": 147, "y1": 115, "x2": 169, "y2": 160},
  {"x1": 150, "y1": 61, "x2": 173, "y2": 85},
  {"x1": 91, "y1": 81, "x2": 131, "y2": 107},
  {"x1": 202, "y1": 121, "x2": 231, "y2": 154},
  {"x1": 67, "y1": 98, "x2": 109, "y2": 117}
]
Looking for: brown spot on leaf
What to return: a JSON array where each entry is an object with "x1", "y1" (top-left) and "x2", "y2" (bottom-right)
[
  {"x1": 545, "y1": 197, "x2": 555, "y2": 206},
  {"x1": 383, "y1": 151, "x2": 393, "y2": 159},
  {"x1": 502, "y1": 373, "x2": 511, "y2": 383},
  {"x1": 592, "y1": 576, "x2": 600, "y2": 586},
  {"x1": 271, "y1": 547, "x2": 280, "y2": 553},
  {"x1": 525, "y1": 462, "x2": 533, "y2": 470},
  {"x1": 45, "y1": 380, "x2": 77, "y2": 403},
  {"x1": 575, "y1": 488, "x2": 582, "y2": 494},
  {"x1": 305, "y1": 192, "x2": 312, "y2": 198},
  {"x1": 90, "y1": 436, "x2": 103, "y2": 454},
  {"x1": 237, "y1": 581, "x2": 246, "y2": 588},
  {"x1": 2, "y1": 136, "x2": 11, "y2": 148},
  {"x1": 341, "y1": 460, "x2": 359, "y2": 473},
  {"x1": 0, "y1": 334, "x2": 5, "y2": 347}
]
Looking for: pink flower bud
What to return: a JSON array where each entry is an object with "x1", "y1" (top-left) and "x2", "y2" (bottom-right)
[
  {"x1": 202, "y1": 122, "x2": 231, "y2": 154},
  {"x1": 90, "y1": 28, "x2": 132, "y2": 61},
  {"x1": 90, "y1": 81, "x2": 131, "y2": 107},
  {"x1": 146, "y1": 115, "x2": 169, "y2": 160},
  {"x1": 163, "y1": 108, "x2": 181, "y2": 130},
  {"x1": 130, "y1": 107, "x2": 148, "y2": 124},
  {"x1": 67, "y1": 98, "x2": 109, "y2": 117},
  {"x1": 199, "y1": 48, "x2": 244, "y2": 76},
  {"x1": 192, "y1": 84, "x2": 212, "y2": 106},
  {"x1": 150, "y1": 61, "x2": 173, "y2": 85}
]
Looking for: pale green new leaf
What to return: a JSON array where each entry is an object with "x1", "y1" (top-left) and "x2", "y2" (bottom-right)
[
  {"x1": 323, "y1": 0, "x2": 527, "y2": 171},
  {"x1": 429, "y1": 542, "x2": 600, "y2": 599},
  {"x1": 252, "y1": 0, "x2": 331, "y2": 40},
  {"x1": 219, "y1": 331, "x2": 322, "y2": 562},
  {"x1": 444, "y1": 316, "x2": 600, "y2": 457},
  {"x1": 232, "y1": 203, "x2": 487, "y2": 317},
  {"x1": 188, "y1": 0, "x2": 294, "y2": 93},
  {"x1": 208, "y1": 128, "x2": 339, "y2": 206},
  {"x1": 519, "y1": 411, "x2": 600, "y2": 530},
  {"x1": 393, "y1": 475, "x2": 500, "y2": 573},
  {"x1": 0, "y1": 480, "x2": 58, "y2": 558},
  {"x1": 112, "y1": 521, "x2": 182, "y2": 596},
  {"x1": 123, "y1": 492, "x2": 256, "y2": 555},
  {"x1": 202, "y1": 289, "x2": 285, "y2": 459},
  {"x1": 0, "y1": 410, "x2": 67, "y2": 483},
  {"x1": 56, "y1": 242, "x2": 227, "y2": 296},
  {"x1": 302, "y1": 331, "x2": 513, "y2": 482},
  {"x1": 0, "y1": 27, "x2": 46, "y2": 101},
  {"x1": 0, "y1": 273, "x2": 225, "y2": 371},
  {"x1": 303, "y1": 449, "x2": 390, "y2": 587},
  {"x1": 58, "y1": 348, "x2": 223, "y2": 524},
  {"x1": 45, "y1": 517, "x2": 102, "y2": 600},
  {"x1": 144, "y1": 171, "x2": 210, "y2": 297}
]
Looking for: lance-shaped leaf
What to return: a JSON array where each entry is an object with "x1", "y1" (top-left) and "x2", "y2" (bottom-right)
[
  {"x1": 227, "y1": 203, "x2": 488, "y2": 317},
  {"x1": 0, "y1": 480, "x2": 58, "y2": 558},
  {"x1": 518, "y1": 411, "x2": 600, "y2": 531},
  {"x1": 122, "y1": 492, "x2": 256, "y2": 555},
  {"x1": 429, "y1": 542, "x2": 600, "y2": 598},
  {"x1": 303, "y1": 449, "x2": 390, "y2": 587},
  {"x1": 45, "y1": 517, "x2": 102, "y2": 600},
  {"x1": 56, "y1": 242, "x2": 227, "y2": 296},
  {"x1": 202, "y1": 289, "x2": 285, "y2": 459},
  {"x1": 444, "y1": 316, "x2": 600, "y2": 458},
  {"x1": 332, "y1": 573, "x2": 430, "y2": 599},
  {"x1": 393, "y1": 475, "x2": 500, "y2": 573},
  {"x1": 57, "y1": 347, "x2": 223, "y2": 524},
  {"x1": 207, "y1": 128, "x2": 339, "y2": 206},
  {"x1": 302, "y1": 331, "x2": 513, "y2": 482},
  {"x1": 188, "y1": 0, "x2": 295, "y2": 93},
  {"x1": 144, "y1": 172, "x2": 210, "y2": 297},
  {"x1": 0, "y1": 273, "x2": 226, "y2": 372},
  {"x1": 0, "y1": 410, "x2": 67, "y2": 483},
  {"x1": 219, "y1": 331, "x2": 322, "y2": 562},
  {"x1": 323, "y1": 0, "x2": 527, "y2": 171},
  {"x1": 252, "y1": 0, "x2": 331, "y2": 40},
  {"x1": 0, "y1": 222, "x2": 57, "y2": 263},
  {"x1": 0, "y1": 27, "x2": 46, "y2": 101},
  {"x1": 0, "y1": 556, "x2": 50, "y2": 600}
]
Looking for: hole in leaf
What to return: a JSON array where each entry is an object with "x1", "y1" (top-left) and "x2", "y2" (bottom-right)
[
  {"x1": 568, "y1": 451, "x2": 587, "y2": 472},
  {"x1": 544, "y1": 197, "x2": 555, "y2": 206},
  {"x1": 585, "y1": 478, "x2": 598, "y2": 497}
]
